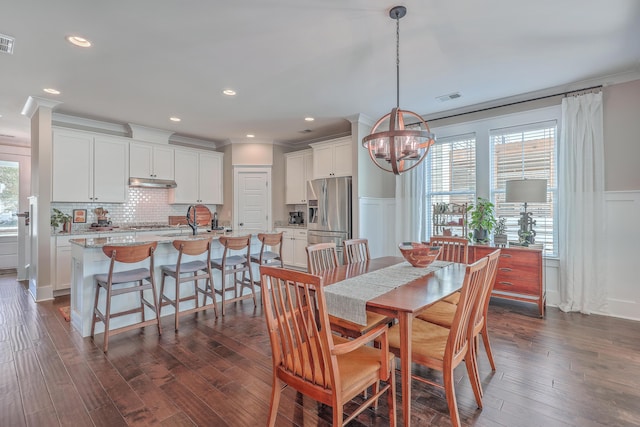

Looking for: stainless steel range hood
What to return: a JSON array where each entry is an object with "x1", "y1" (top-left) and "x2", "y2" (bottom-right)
[{"x1": 128, "y1": 177, "x2": 177, "y2": 189}]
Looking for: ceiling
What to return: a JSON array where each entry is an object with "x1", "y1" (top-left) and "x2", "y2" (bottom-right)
[{"x1": 1, "y1": 1, "x2": 640, "y2": 148}]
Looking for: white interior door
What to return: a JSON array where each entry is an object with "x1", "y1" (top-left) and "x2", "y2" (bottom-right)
[{"x1": 234, "y1": 167, "x2": 271, "y2": 234}]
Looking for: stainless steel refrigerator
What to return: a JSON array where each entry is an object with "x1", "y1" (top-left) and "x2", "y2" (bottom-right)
[{"x1": 307, "y1": 176, "x2": 352, "y2": 262}]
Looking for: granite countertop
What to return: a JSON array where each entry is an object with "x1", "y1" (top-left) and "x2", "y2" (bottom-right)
[
  {"x1": 54, "y1": 224, "x2": 196, "y2": 236},
  {"x1": 69, "y1": 230, "x2": 265, "y2": 248}
]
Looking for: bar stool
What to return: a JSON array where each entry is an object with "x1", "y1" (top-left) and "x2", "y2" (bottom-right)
[
  {"x1": 209, "y1": 235, "x2": 256, "y2": 316},
  {"x1": 250, "y1": 232, "x2": 284, "y2": 283},
  {"x1": 91, "y1": 242, "x2": 162, "y2": 352},
  {"x1": 159, "y1": 238, "x2": 217, "y2": 331}
]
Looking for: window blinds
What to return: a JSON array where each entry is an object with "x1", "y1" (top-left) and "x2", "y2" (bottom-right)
[{"x1": 490, "y1": 120, "x2": 557, "y2": 255}]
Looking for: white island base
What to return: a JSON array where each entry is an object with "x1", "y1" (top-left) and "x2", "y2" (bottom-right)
[{"x1": 70, "y1": 233, "x2": 263, "y2": 338}]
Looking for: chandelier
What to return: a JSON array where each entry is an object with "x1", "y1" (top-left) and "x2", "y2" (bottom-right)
[{"x1": 362, "y1": 6, "x2": 435, "y2": 175}]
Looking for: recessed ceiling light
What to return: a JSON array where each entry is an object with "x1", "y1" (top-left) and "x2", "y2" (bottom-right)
[
  {"x1": 246, "y1": 134, "x2": 255, "y2": 138},
  {"x1": 304, "y1": 117, "x2": 315, "y2": 122},
  {"x1": 66, "y1": 36, "x2": 92, "y2": 48},
  {"x1": 222, "y1": 89, "x2": 236, "y2": 96},
  {"x1": 44, "y1": 88, "x2": 60, "y2": 95},
  {"x1": 169, "y1": 117, "x2": 181, "y2": 122}
]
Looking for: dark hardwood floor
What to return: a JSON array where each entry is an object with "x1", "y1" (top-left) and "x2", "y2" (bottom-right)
[{"x1": 1, "y1": 272, "x2": 639, "y2": 426}]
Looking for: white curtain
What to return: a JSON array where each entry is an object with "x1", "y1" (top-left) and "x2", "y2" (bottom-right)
[
  {"x1": 558, "y1": 92, "x2": 606, "y2": 313},
  {"x1": 395, "y1": 161, "x2": 426, "y2": 244}
]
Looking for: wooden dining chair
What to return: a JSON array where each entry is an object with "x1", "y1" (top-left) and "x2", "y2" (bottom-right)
[
  {"x1": 260, "y1": 265, "x2": 396, "y2": 427},
  {"x1": 306, "y1": 242, "x2": 390, "y2": 340},
  {"x1": 468, "y1": 249, "x2": 501, "y2": 380},
  {"x1": 306, "y1": 242, "x2": 340, "y2": 274},
  {"x1": 430, "y1": 236, "x2": 469, "y2": 304},
  {"x1": 343, "y1": 238, "x2": 371, "y2": 264},
  {"x1": 91, "y1": 242, "x2": 162, "y2": 353},
  {"x1": 159, "y1": 237, "x2": 217, "y2": 331},
  {"x1": 416, "y1": 249, "x2": 501, "y2": 399},
  {"x1": 387, "y1": 256, "x2": 489, "y2": 427}
]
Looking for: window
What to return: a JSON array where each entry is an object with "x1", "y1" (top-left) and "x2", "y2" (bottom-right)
[
  {"x1": 490, "y1": 121, "x2": 557, "y2": 256},
  {"x1": 425, "y1": 133, "x2": 476, "y2": 239},
  {"x1": 0, "y1": 160, "x2": 19, "y2": 235}
]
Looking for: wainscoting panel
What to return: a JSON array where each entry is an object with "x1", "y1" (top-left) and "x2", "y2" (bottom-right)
[
  {"x1": 0, "y1": 235, "x2": 17, "y2": 269},
  {"x1": 359, "y1": 197, "x2": 396, "y2": 258},
  {"x1": 601, "y1": 191, "x2": 640, "y2": 320}
]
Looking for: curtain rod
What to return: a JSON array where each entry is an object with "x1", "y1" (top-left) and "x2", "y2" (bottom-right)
[{"x1": 428, "y1": 84, "x2": 603, "y2": 123}]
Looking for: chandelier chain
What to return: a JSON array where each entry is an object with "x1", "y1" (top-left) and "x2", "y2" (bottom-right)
[{"x1": 395, "y1": 12, "x2": 400, "y2": 109}]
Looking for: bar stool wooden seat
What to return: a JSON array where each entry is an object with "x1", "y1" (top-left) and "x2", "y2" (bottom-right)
[
  {"x1": 91, "y1": 242, "x2": 162, "y2": 352},
  {"x1": 209, "y1": 235, "x2": 256, "y2": 316},
  {"x1": 159, "y1": 238, "x2": 217, "y2": 331},
  {"x1": 250, "y1": 232, "x2": 284, "y2": 283}
]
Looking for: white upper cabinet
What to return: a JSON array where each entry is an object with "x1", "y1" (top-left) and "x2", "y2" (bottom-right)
[
  {"x1": 310, "y1": 136, "x2": 352, "y2": 179},
  {"x1": 285, "y1": 149, "x2": 313, "y2": 204},
  {"x1": 172, "y1": 149, "x2": 223, "y2": 204},
  {"x1": 198, "y1": 151, "x2": 223, "y2": 204},
  {"x1": 129, "y1": 142, "x2": 174, "y2": 180},
  {"x1": 52, "y1": 129, "x2": 128, "y2": 203}
]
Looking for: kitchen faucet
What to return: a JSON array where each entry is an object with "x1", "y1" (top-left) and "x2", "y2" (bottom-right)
[{"x1": 186, "y1": 205, "x2": 197, "y2": 235}]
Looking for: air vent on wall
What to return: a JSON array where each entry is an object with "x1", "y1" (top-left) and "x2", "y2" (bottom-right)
[
  {"x1": 0, "y1": 34, "x2": 15, "y2": 54},
  {"x1": 436, "y1": 92, "x2": 462, "y2": 102}
]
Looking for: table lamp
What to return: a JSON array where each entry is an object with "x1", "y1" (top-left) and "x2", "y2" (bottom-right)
[{"x1": 505, "y1": 179, "x2": 547, "y2": 245}]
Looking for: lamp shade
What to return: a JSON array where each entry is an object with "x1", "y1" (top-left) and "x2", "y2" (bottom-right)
[{"x1": 505, "y1": 179, "x2": 547, "y2": 203}]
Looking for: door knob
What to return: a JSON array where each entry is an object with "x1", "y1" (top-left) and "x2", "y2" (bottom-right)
[{"x1": 239, "y1": 222, "x2": 244, "y2": 226}]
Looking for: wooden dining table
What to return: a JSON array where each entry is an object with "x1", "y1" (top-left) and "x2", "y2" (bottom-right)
[{"x1": 317, "y1": 256, "x2": 467, "y2": 427}]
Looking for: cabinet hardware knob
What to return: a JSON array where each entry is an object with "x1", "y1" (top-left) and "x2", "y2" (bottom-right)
[
  {"x1": 498, "y1": 281, "x2": 514, "y2": 286},
  {"x1": 500, "y1": 254, "x2": 512, "y2": 258},
  {"x1": 499, "y1": 268, "x2": 512, "y2": 272}
]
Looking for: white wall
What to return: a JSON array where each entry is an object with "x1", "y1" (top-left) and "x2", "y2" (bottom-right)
[{"x1": 358, "y1": 197, "x2": 396, "y2": 258}]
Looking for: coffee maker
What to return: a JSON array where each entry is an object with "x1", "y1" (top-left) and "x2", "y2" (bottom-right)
[{"x1": 288, "y1": 211, "x2": 304, "y2": 225}]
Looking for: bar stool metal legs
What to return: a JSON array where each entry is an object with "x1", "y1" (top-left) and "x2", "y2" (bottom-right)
[
  {"x1": 159, "y1": 238, "x2": 218, "y2": 331},
  {"x1": 210, "y1": 235, "x2": 256, "y2": 316},
  {"x1": 91, "y1": 242, "x2": 162, "y2": 352}
]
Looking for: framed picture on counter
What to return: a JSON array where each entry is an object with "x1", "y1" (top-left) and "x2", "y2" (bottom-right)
[{"x1": 73, "y1": 209, "x2": 87, "y2": 223}]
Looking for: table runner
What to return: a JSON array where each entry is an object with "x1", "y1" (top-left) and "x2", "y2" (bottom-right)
[{"x1": 324, "y1": 260, "x2": 452, "y2": 326}]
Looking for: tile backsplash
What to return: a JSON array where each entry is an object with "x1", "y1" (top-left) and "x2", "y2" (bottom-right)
[{"x1": 51, "y1": 187, "x2": 216, "y2": 228}]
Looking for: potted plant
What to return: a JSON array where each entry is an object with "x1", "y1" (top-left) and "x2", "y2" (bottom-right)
[
  {"x1": 494, "y1": 217, "x2": 508, "y2": 246},
  {"x1": 467, "y1": 197, "x2": 497, "y2": 244},
  {"x1": 51, "y1": 208, "x2": 72, "y2": 232}
]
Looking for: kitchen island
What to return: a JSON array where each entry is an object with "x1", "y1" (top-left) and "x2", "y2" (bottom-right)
[{"x1": 69, "y1": 232, "x2": 263, "y2": 337}]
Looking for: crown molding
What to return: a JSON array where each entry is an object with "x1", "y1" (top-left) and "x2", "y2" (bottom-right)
[{"x1": 21, "y1": 96, "x2": 63, "y2": 118}]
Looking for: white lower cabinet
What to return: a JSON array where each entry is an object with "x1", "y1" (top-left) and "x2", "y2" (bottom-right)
[
  {"x1": 53, "y1": 234, "x2": 93, "y2": 292},
  {"x1": 277, "y1": 228, "x2": 307, "y2": 269}
]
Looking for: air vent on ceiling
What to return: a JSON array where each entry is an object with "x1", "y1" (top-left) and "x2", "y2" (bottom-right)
[
  {"x1": 0, "y1": 34, "x2": 15, "y2": 54},
  {"x1": 436, "y1": 92, "x2": 462, "y2": 102}
]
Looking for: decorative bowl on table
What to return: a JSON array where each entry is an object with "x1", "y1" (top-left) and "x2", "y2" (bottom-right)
[{"x1": 398, "y1": 243, "x2": 442, "y2": 268}]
